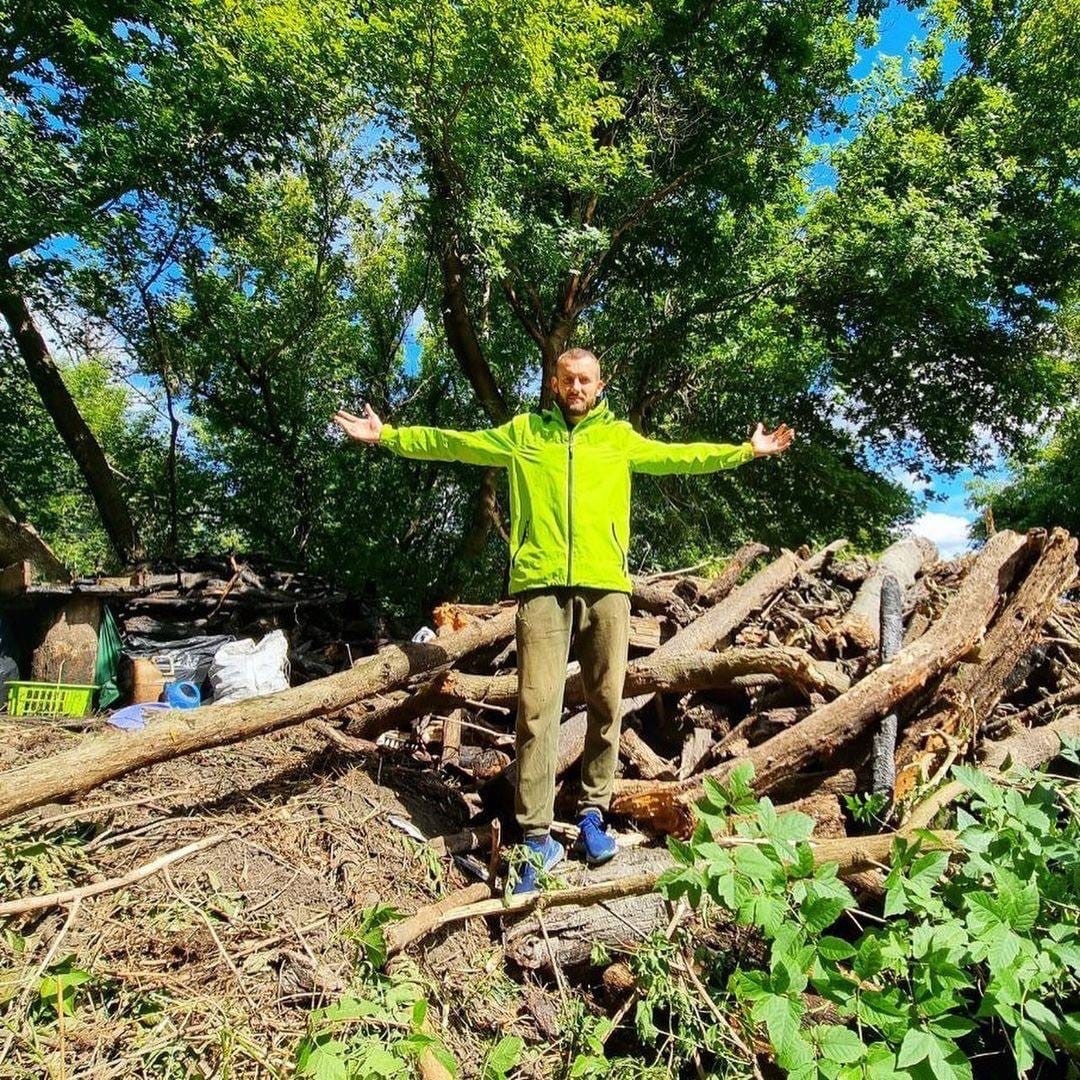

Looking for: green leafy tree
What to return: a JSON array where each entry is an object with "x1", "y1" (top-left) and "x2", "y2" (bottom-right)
[
  {"x1": 0, "y1": 0, "x2": 356, "y2": 561},
  {"x1": 800, "y1": 0, "x2": 1079, "y2": 475}
]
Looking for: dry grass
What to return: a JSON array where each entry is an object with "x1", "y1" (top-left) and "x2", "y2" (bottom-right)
[{"x1": 0, "y1": 722, "x2": 562, "y2": 1079}]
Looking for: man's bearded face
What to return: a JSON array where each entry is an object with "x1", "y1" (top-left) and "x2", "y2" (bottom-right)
[{"x1": 551, "y1": 354, "x2": 604, "y2": 422}]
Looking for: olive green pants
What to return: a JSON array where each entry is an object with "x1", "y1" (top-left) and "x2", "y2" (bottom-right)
[{"x1": 514, "y1": 588, "x2": 631, "y2": 838}]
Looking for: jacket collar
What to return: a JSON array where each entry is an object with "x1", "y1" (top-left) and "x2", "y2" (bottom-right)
[{"x1": 544, "y1": 398, "x2": 611, "y2": 433}]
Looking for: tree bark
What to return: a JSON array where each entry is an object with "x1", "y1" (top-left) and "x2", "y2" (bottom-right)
[
  {"x1": 347, "y1": 644, "x2": 847, "y2": 740},
  {"x1": 870, "y1": 572, "x2": 903, "y2": 796},
  {"x1": 0, "y1": 275, "x2": 141, "y2": 564},
  {"x1": 437, "y1": 243, "x2": 509, "y2": 423},
  {"x1": 504, "y1": 848, "x2": 672, "y2": 969},
  {"x1": 832, "y1": 536, "x2": 936, "y2": 653},
  {"x1": 699, "y1": 542, "x2": 770, "y2": 606},
  {"x1": 30, "y1": 596, "x2": 102, "y2": 684},
  {"x1": 611, "y1": 530, "x2": 1030, "y2": 831},
  {"x1": 894, "y1": 527, "x2": 1078, "y2": 782},
  {"x1": 630, "y1": 577, "x2": 695, "y2": 625},
  {"x1": 0, "y1": 607, "x2": 517, "y2": 821},
  {"x1": 620, "y1": 727, "x2": 675, "y2": 780}
]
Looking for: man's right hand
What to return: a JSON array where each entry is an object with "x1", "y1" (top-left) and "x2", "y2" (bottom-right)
[{"x1": 333, "y1": 404, "x2": 383, "y2": 444}]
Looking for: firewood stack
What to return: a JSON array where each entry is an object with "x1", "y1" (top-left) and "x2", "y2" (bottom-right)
[
  {"x1": 360, "y1": 527, "x2": 1079, "y2": 970},
  {"x1": 332, "y1": 529, "x2": 1078, "y2": 844},
  {"x1": 0, "y1": 529, "x2": 1077, "y2": 974}
]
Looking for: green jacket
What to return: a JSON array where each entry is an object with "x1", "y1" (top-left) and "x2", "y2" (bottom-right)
[{"x1": 378, "y1": 400, "x2": 754, "y2": 595}]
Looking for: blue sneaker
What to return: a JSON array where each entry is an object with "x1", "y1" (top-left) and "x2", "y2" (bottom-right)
[
  {"x1": 512, "y1": 834, "x2": 565, "y2": 895},
  {"x1": 577, "y1": 809, "x2": 618, "y2": 866}
]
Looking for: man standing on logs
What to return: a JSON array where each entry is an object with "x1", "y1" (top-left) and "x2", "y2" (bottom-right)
[{"x1": 334, "y1": 348, "x2": 794, "y2": 891}]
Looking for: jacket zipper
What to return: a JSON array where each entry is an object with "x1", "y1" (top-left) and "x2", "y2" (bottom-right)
[
  {"x1": 512, "y1": 519, "x2": 530, "y2": 570},
  {"x1": 612, "y1": 522, "x2": 627, "y2": 575},
  {"x1": 566, "y1": 427, "x2": 575, "y2": 584}
]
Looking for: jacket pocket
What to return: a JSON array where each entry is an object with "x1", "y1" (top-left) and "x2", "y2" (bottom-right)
[
  {"x1": 611, "y1": 522, "x2": 627, "y2": 575},
  {"x1": 512, "y1": 518, "x2": 530, "y2": 569}
]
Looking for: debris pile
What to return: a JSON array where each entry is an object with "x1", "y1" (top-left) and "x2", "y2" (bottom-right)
[{"x1": 1, "y1": 528, "x2": 1078, "y2": 1074}]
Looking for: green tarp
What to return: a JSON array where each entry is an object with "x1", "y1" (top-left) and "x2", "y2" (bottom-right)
[{"x1": 95, "y1": 604, "x2": 123, "y2": 710}]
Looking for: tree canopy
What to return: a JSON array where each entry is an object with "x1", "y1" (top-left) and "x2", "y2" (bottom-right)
[{"x1": 1, "y1": 0, "x2": 1076, "y2": 620}]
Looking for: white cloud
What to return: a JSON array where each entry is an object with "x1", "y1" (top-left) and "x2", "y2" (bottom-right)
[
  {"x1": 890, "y1": 467, "x2": 930, "y2": 494},
  {"x1": 905, "y1": 512, "x2": 972, "y2": 560}
]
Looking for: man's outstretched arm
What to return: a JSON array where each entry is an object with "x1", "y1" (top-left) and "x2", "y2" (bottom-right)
[
  {"x1": 334, "y1": 405, "x2": 516, "y2": 467},
  {"x1": 626, "y1": 422, "x2": 795, "y2": 475}
]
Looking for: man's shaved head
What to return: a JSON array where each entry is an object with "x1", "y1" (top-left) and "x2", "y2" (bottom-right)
[
  {"x1": 557, "y1": 347, "x2": 600, "y2": 373},
  {"x1": 551, "y1": 347, "x2": 605, "y2": 425}
]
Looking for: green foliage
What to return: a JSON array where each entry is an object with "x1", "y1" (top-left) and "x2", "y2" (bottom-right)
[
  {"x1": 2, "y1": 0, "x2": 1076, "y2": 617},
  {"x1": 800, "y1": 0, "x2": 1078, "y2": 472},
  {"x1": 481, "y1": 1035, "x2": 524, "y2": 1080},
  {"x1": 0, "y1": 819, "x2": 95, "y2": 895},
  {"x1": 296, "y1": 907, "x2": 461, "y2": 1078},
  {"x1": 844, "y1": 791, "x2": 890, "y2": 828},
  {"x1": 37, "y1": 956, "x2": 92, "y2": 1018},
  {"x1": 0, "y1": 349, "x2": 220, "y2": 572},
  {"x1": 649, "y1": 762, "x2": 1080, "y2": 1078},
  {"x1": 971, "y1": 403, "x2": 1080, "y2": 537}
]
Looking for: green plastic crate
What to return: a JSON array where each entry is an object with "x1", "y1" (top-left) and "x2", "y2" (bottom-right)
[{"x1": 5, "y1": 681, "x2": 96, "y2": 718}]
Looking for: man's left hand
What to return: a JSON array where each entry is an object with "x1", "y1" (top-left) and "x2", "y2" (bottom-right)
[{"x1": 750, "y1": 422, "x2": 795, "y2": 457}]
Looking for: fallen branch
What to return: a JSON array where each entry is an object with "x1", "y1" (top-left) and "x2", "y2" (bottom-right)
[
  {"x1": 895, "y1": 527, "x2": 1078, "y2": 784},
  {"x1": 0, "y1": 831, "x2": 229, "y2": 916},
  {"x1": 903, "y1": 709, "x2": 1080, "y2": 834},
  {"x1": 0, "y1": 608, "x2": 516, "y2": 821},
  {"x1": 349, "y1": 643, "x2": 846, "y2": 741},
  {"x1": 832, "y1": 536, "x2": 936, "y2": 653},
  {"x1": 384, "y1": 882, "x2": 491, "y2": 956},
  {"x1": 699, "y1": 542, "x2": 771, "y2": 606},
  {"x1": 611, "y1": 530, "x2": 1030, "y2": 830},
  {"x1": 385, "y1": 829, "x2": 958, "y2": 958}
]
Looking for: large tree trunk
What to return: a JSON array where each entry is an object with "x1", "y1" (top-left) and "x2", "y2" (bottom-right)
[
  {"x1": 503, "y1": 848, "x2": 672, "y2": 969},
  {"x1": 0, "y1": 275, "x2": 141, "y2": 565},
  {"x1": 0, "y1": 608, "x2": 517, "y2": 821},
  {"x1": 435, "y1": 233, "x2": 508, "y2": 424},
  {"x1": 30, "y1": 596, "x2": 102, "y2": 684}
]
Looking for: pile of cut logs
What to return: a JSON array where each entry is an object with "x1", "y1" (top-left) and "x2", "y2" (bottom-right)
[{"x1": 1, "y1": 529, "x2": 1077, "y2": 970}]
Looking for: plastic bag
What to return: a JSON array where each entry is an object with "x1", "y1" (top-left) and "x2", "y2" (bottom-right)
[
  {"x1": 208, "y1": 630, "x2": 290, "y2": 704},
  {"x1": 124, "y1": 634, "x2": 235, "y2": 691}
]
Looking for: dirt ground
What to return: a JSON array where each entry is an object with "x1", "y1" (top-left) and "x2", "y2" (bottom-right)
[{"x1": 0, "y1": 719, "x2": 572, "y2": 1079}]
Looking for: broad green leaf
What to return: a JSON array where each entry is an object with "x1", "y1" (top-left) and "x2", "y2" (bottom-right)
[
  {"x1": 817, "y1": 936, "x2": 856, "y2": 961},
  {"x1": 814, "y1": 1024, "x2": 865, "y2": 1064},
  {"x1": 733, "y1": 843, "x2": 779, "y2": 883},
  {"x1": 896, "y1": 1028, "x2": 934, "y2": 1068},
  {"x1": 753, "y1": 991, "x2": 804, "y2": 1061},
  {"x1": 483, "y1": 1035, "x2": 523, "y2": 1079},
  {"x1": 298, "y1": 1041, "x2": 349, "y2": 1080},
  {"x1": 801, "y1": 895, "x2": 848, "y2": 934},
  {"x1": 357, "y1": 1042, "x2": 407, "y2": 1076}
]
